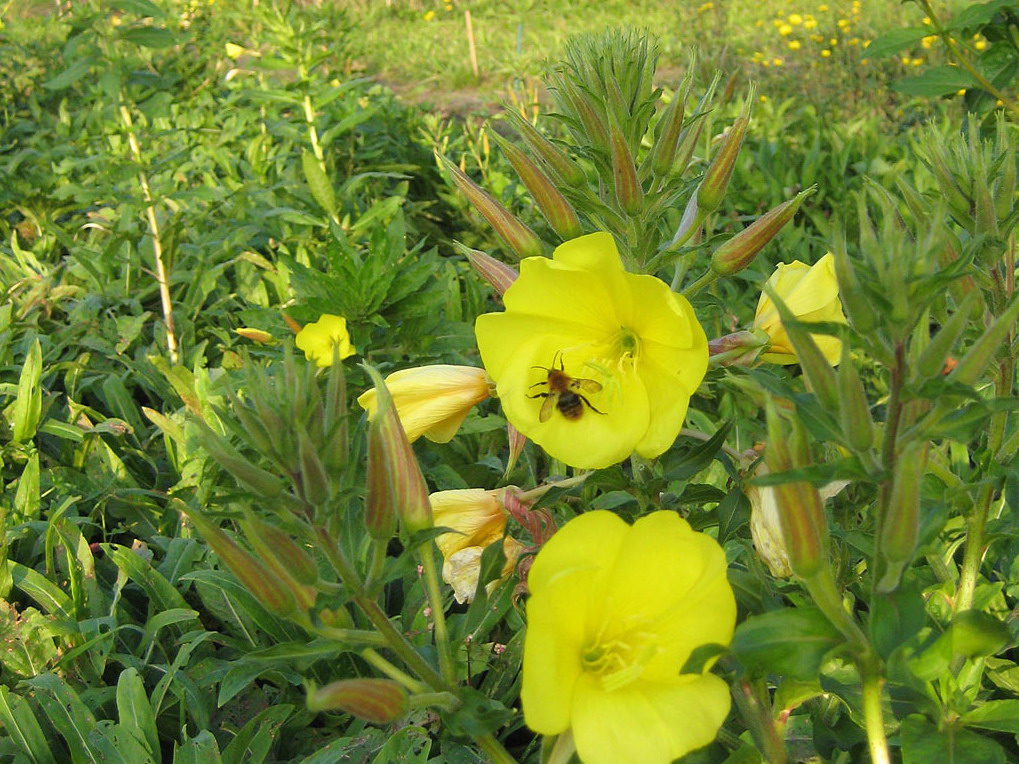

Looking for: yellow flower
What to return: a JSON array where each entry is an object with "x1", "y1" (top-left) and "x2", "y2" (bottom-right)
[
  {"x1": 975, "y1": 39, "x2": 988, "y2": 51},
  {"x1": 821, "y1": 48, "x2": 832, "y2": 57},
  {"x1": 788, "y1": 13, "x2": 803, "y2": 25},
  {"x1": 357, "y1": 365, "x2": 491, "y2": 444},
  {"x1": 778, "y1": 22, "x2": 794, "y2": 35},
  {"x1": 772, "y1": 56, "x2": 785, "y2": 66},
  {"x1": 818, "y1": 3, "x2": 829, "y2": 10},
  {"x1": 754, "y1": 253, "x2": 847, "y2": 365},
  {"x1": 423, "y1": 9, "x2": 435, "y2": 21},
  {"x1": 295, "y1": 314, "x2": 356, "y2": 367},
  {"x1": 803, "y1": 16, "x2": 817, "y2": 30},
  {"x1": 225, "y1": 42, "x2": 247, "y2": 59},
  {"x1": 788, "y1": 40, "x2": 802, "y2": 50},
  {"x1": 431, "y1": 488, "x2": 522, "y2": 603},
  {"x1": 921, "y1": 34, "x2": 938, "y2": 49},
  {"x1": 474, "y1": 233, "x2": 708, "y2": 469},
  {"x1": 522, "y1": 511, "x2": 735, "y2": 764}
]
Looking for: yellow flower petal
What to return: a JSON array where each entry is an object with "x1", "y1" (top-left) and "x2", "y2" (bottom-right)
[
  {"x1": 357, "y1": 365, "x2": 490, "y2": 443},
  {"x1": 295, "y1": 314, "x2": 356, "y2": 367},
  {"x1": 431, "y1": 488, "x2": 506, "y2": 559}
]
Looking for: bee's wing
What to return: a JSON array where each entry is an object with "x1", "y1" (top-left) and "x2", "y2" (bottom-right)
[
  {"x1": 539, "y1": 392, "x2": 557, "y2": 422},
  {"x1": 570, "y1": 377, "x2": 602, "y2": 394}
]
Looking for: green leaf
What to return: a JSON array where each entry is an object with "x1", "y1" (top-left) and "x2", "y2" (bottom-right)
[
  {"x1": 731, "y1": 608, "x2": 844, "y2": 680},
  {"x1": 118, "y1": 27, "x2": 177, "y2": 49},
  {"x1": 901, "y1": 714, "x2": 1005, "y2": 764},
  {"x1": 948, "y1": 0, "x2": 1017, "y2": 31},
  {"x1": 89, "y1": 720, "x2": 156, "y2": 764},
  {"x1": 662, "y1": 421, "x2": 733, "y2": 481},
  {"x1": 171, "y1": 731, "x2": 222, "y2": 764},
  {"x1": 963, "y1": 700, "x2": 1019, "y2": 734},
  {"x1": 892, "y1": 66, "x2": 979, "y2": 97},
  {"x1": 25, "y1": 674, "x2": 99, "y2": 764},
  {"x1": 12, "y1": 339, "x2": 42, "y2": 442},
  {"x1": 866, "y1": 28, "x2": 932, "y2": 58},
  {"x1": 371, "y1": 726, "x2": 432, "y2": 764},
  {"x1": 950, "y1": 609, "x2": 1011, "y2": 658},
  {"x1": 108, "y1": 0, "x2": 165, "y2": 17},
  {"x1": 301, "y1": 151, "x2": 336, "y2": 218},
  {"x1": 0, "y1": 687, "x2": 58, "y2": 764},
  {"x1": 9, "y1": 562, "x2": 74, "y2": 619},
  {"x1": 116, "y1": 668, "x2": 159, "y2": 763},
  {"x1": 43, "y1": 58, "x2": 95, "y2": 90},
  {"x1": 13, "y1": 450, "x2": 40, "y2": 522},
  {"x1": 103, "y1": 545, "x2": 197, "y2": 633},
  {"x1": 220, "y1": 705, "x2": 293, "y2": 764}
]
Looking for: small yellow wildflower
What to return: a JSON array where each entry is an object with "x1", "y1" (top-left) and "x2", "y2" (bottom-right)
[
  {"x1": 756, "y1": 19, "x2": 765, "y2": 27},
  {"x1": 818, "y1": 4, "x2": 829, "y2": 11},
  {"x1": 698, "y1": 1, "x2": 714, "y2": 11},
  {"x1": 295, "y1": 315, "x2": 356, "y2": 367},
  {"x1": 830, "y1": 38, "x2": 838, "y2": 46},
  {"x1": 957, "y1": 89, "x2": 967, "y2": 96},
  {"x1": 811, "y1": 33, "x2": 824, "y2": 42},
  {"x1": 922, "y1": 35, "x2": 937, "y2": 49},
  {"x1": 837, "y1": 18, "x2": 850, "y2": 29},
  {"x1": 804, "y1": 16, "x2": 817, "y2": 30},
  {"x1": 821, "y1": 49, "x2": 831, "y2": 58},
  {"x1": 759, "y1": 94, "x2": 769, "y2": 103},
  {"x1": 778, "y1": 23, "x2": 794, "y2": 36},
  {"x1": 848, "y1": 37, "x2": 860, "y2": 46},
  {"x1": 788, "y1": 40, "x2": 802, "y2": 50},
  {"x1": 911, "y1": 58, "x2": 924, "y2": 67},
  {"x1": 923, "y1": 16, "x2": 932, "y2": 25},
  {"x1": 772, "y1": 57, "x2": 784, "y2": 66},
  {"x1": 423, "y1": 9, "x2": 436, "y2": 21},
  {"x1": 975, "y1": 39, "x2": 988, "y2": 51},
  {"x1": 788, "y1": 13, "x2": 803, "y2": 25}
]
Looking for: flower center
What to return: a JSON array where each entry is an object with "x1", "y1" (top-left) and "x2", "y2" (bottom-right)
[
  {"x1": 611, "y1": 327, "x2": 641, "y2": 365},
  {"x1": 580, "y1": 619, "x2": 658, "y2": 692}
]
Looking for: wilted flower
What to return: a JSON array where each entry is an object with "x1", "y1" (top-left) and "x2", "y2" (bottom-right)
[
  {"x1": 295, "y1": 314, "x2": 356, "y2": 367},
  {"x1": 747, "y1": 465, "x2": 793, "y2": 578},
  {"x1": 754, "y1": 253, "x2": 847, "y2": 365},
  {"x1": 522, "y1": 511, "x2": 736, "y2": 764},
  {"x1": 431, "y1": 488, "x2": 523, "y2": 603},
  {"x1": 357, "y1": 365, "x2": 492, "y2": 443},
  {"x1": 475, "y1": 233, "x2": 708, "y2": 469}
]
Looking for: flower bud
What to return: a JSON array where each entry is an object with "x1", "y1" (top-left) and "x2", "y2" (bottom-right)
[
  {"x1": 973, "y1": 170, "x2": 999, "y2": 240},
  {"x1": 610, "y1": 120, "x2": 643, "y2": 215},
  {"x1": 831, "y1": 239, "x2": 878, "y2": 334},
  {"x1": 504, "y1": 110, "x2": 585, "y2": 186},
  {"x1": 456, "y1": 243, "x2": 519, "y2": 296},
  {"x1": 440, "y1": 156, "x2": 544, "y2": 260},
  {"x1": 707, "y1": 330, "x2": 768, "y2": 367},
  {"x1": 765, "y1": 403, "x2": 829, "y2": 579},
  {"x1": 993, "y1": 126, "x2": 1015, "y2": 222},
  {"x1": 949, "y1": 293, "x2": 1019, "y2": 387},
  {"x1": 229, "y1": 392, "x2": 277, "y2": 460},
  {"x1": 710, "y1": 187, "x2": 814, "y2": 276},
  {"x1": 876, "y1": 441, "x2": 927, "y2": 593},
  {"x1": 307, "y1": 679, "x2": 408, "y2": 724},
  {"x1": 925, "y1": 141, "x2": 972, "y2": 225},
  {"x1": 491, "y1": 132, "x2": 582, "y2": 241},
  {"x1": 234, "y1": 327, "x2": 275, "y2": 344},
  {"x1": 837, "y1": 345, "x2": 875, "y2": 452},
  {"x1": 649, "y1": 76, "x2": 690, "y2": 178},
  {"x1": 363, "y1": 365, "x2": 432, "y2": 538},
  {"x1": 696, "y1": 95, "x2": 752, "y2": 215},
  {"x1": 241, "y1": 514, "x2": 319, "y2": 586},
  {"x1": 561, "y1": 78, "x2": 610, "y2": 152},
  {"x1": 505, "y1": 421, "x2": 527, "y2": 476},
  {"x1": 672, "y1": 115, "x2": 705, "y2": 178},
  {"x1": 917, "y1": 292, "x2": 977, "y2": 380},
  {"x1": 297, "y1": 428, "x2": 329, "y2": 507},
  {"x1": 183, "y1": 509, "x2": 295, "y2": 616}
]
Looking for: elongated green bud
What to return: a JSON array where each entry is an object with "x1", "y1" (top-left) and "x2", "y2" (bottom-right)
[
  {"x1": 296, "y1": 427, "x2": 329, "y2": 507},
  {"x1": 184, "y1": 509, "x2": 294, "y2": 616},
  {"x1": 229, "y1": 393, "x2": 276, "y2": 459},
  {"x1": 307, "y1": 679, "x2": 408, "y2": 723},
  {"x1": 241, "y1": 514, "x2": 319, "y2": 586},
  {"x1": 876, "y1": 441, "x2": 928, "y2": 593},
  {"x1": 197, "y1": 424, "x2": 285, "y2": 498},
  {"x1": 993, "y1": 129, "x2": 1015, "y2": 222},
  {"x1": 610, "y1": 119, "x2": 643, "y2": 214},
  {"x1": 707, "y1": 329, "x2": 768, "y2": 367},
  {"x1": 765, "y1": 403, "x2": 828, "y2": 579},
  {"x1": 491, "y1": 132, "x2": 582, "y2": 241},
  {"x1": 949, "y1": 292, "x2": 1019, "y2": 386},
  {"x1": 764, "y1": 285, "x2": 839, "y2": 411},
  {"x1": 917, "y1": 293, "x2": 978, "y2": 380},
  {"x1": 649, "y1": 76, "x2": 689, "y2": 177},
  {"x1": 440, "y1": 156, "x2": 543, "y2": 260},
  {"x1": 837, "y1": 345, "x2": 874, "y2": 452},
  {"x1": 454, "y1": 242, "x2": 518, "y2": 296},
  {"x1": 564, "y1": 81, "x2": 610, "y2": 151},
  {"x1": 363, "y1": 365, "x2": 432, "y2": 538},
  {"x1": 672, "y1": 116, "x2": 705, "y2": 178},
  {"x1": 926, "y1": 142, "x2": 972, "y2": 225},
  {"x1": 973, "y1": 170, "x2": 999, "y2": 240},
  {"x1": 504, "y1": 110, "x2": 585, "y2": 186},
  {"x1": 711, "y1": 187, "x2": 815, "y2": 276},
  {"x1": 697, "y1": 90, "x2": 753, "y2": 214},
  {"x1": 831, "y1": 236, "x2": 878, "y2": 334}
]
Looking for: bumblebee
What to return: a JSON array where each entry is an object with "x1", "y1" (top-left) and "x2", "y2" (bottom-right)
[{"x1": 528, "y1": 353, "x2": 605, "y2": 422}]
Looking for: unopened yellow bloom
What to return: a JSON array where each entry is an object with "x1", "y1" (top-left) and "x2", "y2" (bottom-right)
[
  {"x1": 754, "y1": 253, "x2": 847, "y2": 365},
  {"x1": 295, "y1": 314, "x2": 356, "y2": 367},
  {"x1": 522, "y1": 511, "x2": 735, "y2": 764},
  {"x1": 431, "y1": 488, "x2": 522, "y2": 603},
  {"x1": 357, "y1": 365, "x2": 491, "y2": 443},
  {"x1": 475, "y1": 233, "x2": 708, "y2": 469}
]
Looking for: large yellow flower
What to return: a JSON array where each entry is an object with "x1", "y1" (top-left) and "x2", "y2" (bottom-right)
[
  {"x1": 295, "y1": 314, "x2": 356, "y2": 366},
  {"x1": 522, "y1": 510, "x2": 736, "y2": 764},
  {"x1": 474, "y1": 233, "x2": 708, "y2": 469},
  {"x1": 357, "y1": 365, "x2": 492, "y2": 444},
  {"x1": 754, "y1": 253, "x2": 847, "y2": 365}
]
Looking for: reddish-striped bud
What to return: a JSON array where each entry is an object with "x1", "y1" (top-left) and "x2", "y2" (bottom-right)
[
  {"x1": 649, "y1": 76, "x2": 690, "y2": 178},
  {"x1": 364, "y1": 365, "x2": 433, "y2": 538},
  {"x1": 307, "y1": 679, "x2": 408, "y2": 724},
  {"x1": 440, "y1": 156, "x2": 543, "y2": 260},
  {"x1": 455, "y1": 243, "x2": 519, "y2": 296},
  {"x1": 610, "y1": 119, "x2": 643, "y2": 214},
  {"x1": 697, "y1": 90, "x2": 753, "y2": 214},
  {"x1": 711, "y1": 187, "x2": 814, "y2": 276},
  {"x1": 504, "y1": 111, "x2": 585, "y2": 186}
]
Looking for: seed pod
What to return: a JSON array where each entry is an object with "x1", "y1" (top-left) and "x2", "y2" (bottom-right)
[
  {"x1": 917, "y1": 292, "x2": 978, "y2": 380},
  {"x1": 837, "y1": 345, "x2": 875, "y2": 452},
  {"x1": 363, "y1": 365, "x2": 433, "y2": 538},
  {"x1": 454, "y1": 243, "x2": 519, "y2": 296},
  {"x1": 440, "y1": 156, "x2": 544, "y2": 260},
  {"x1": 184, "y1": 509, "x2": 294, "y2": 616},
  {"x1": 876, "y1": 441, "x2": 928, "y2": 593},
  {"x1": 307, "y1": 679, "x2": 409, "y2": 724},
  {"x1": 504, "y1": 110, "x2": 585, "y2": 186},
  {"x1": 610, "y1": 119, "x2": 643, "y2": 214},
  {"x1": 491, "y1": 132, "x2": 582, "y2": 241},
  {"x1": 949, "y1": 293, "x2": 1019, "y2": 386},
  {"x1": 710, "y1": 187, "x2": 814, "y2": 276}
]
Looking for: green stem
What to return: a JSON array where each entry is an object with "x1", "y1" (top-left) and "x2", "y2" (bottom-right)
[
  {"x1": 476, "y1": 734, "x2": 517, "y2": 764},
  {"x1": 361, "y1": 648, "x2": 429, "y2": 694},
  {"x1": 419, "y1": 544, "x2": 456, "y2": 685},
  {"x1": 408, "y1": 691, "x2": 461, "y2": 711},
  {"x1": 730, "y1": 677, "x2": 787, "y2": 763},
  {"x1": 873, "y1": 342, "x2": 905, "y2": 583},
  {"x1": 860, "y1": 657, "x2": 891, "y2": 764},
  {"x1": 682, "y1": 268, "x2": 719, "y2": 299}
]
